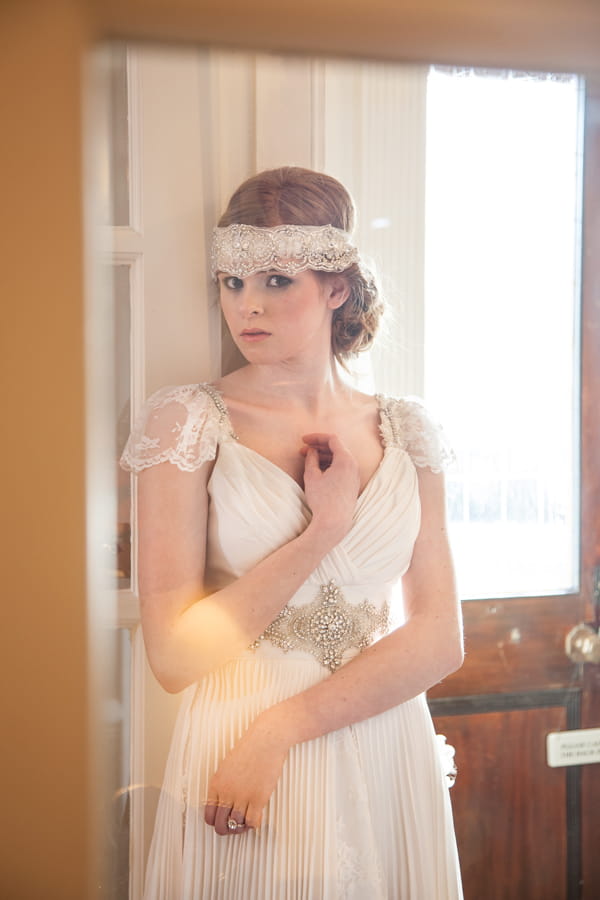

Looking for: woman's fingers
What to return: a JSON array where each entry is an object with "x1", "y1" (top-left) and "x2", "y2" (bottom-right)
[
  {"x1": 205, "y1": 800, "x2": 250, "y2": 836},
  {"x1": 302, "y1": 444, "x2": 332, "y2": 472},
  {"x1": 301, "y1": 434, "x2": 343, "y2": 471},
  {"x1": 301, "y1": 432, "x2": 338, "y2": 450},
  {"x1": 215, "y1": 805, "x2": 248, "y2": 836},
  {"x1": 301, "y1": 431, "x2": 361, "y2": 541},
  {"x1": 302, "y1": 433, "x2": 357, "y2": 476},
  {"x1": 302, "y1": 445, "x2": 319, "y2": 469},
  {"x1": 244, "y1": 801, "x2": 263, "y2": 830},
  {"x1": 213, "y1": 804, "x2": 231, "y2": 836},
  {"x1": 204, "y1": 714, "x2": 290, "y2": 837},
  {"x1": 204, "y1": 799, "x2": 218, "y2": 826},
  {"x1": 301, "y1": 433, "x2": 352, "y2": 460}
]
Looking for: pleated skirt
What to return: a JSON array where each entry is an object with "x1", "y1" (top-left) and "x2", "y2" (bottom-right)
[{"x1": 143, "y1": 654, "x2": 463, "y2": 900}]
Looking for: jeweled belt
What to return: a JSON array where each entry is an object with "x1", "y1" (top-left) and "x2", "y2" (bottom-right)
[{"x1": 249, "y1": 580, "x2": 390, "y2": 672}]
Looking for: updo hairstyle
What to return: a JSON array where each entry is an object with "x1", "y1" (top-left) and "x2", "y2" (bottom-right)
[{"x1": 218, "y1": 167, "x2": 384, "y2": 365}]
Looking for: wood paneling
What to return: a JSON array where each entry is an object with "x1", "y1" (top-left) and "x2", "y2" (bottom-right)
[
  {"x1": 581, "y1": 78, "x2": 600, "y2": 620},
  {"x1": 0, "y1": 2, "x2": 91, "y2": 898},
  {"x1": 93, "y1": 1, "x2": 600, "y2": 74},
  {"x1": 434, "y1": 706, "x2": 570, "y2": 900},
  {"x1": 581, "y1": 667, "x2": 600, "y2": 899},
  {"x1": 430, "y1": 595, "x2": 584, "y2": 699},
  {"x1": 577, "y1": 70, "x2": 600, "y2": 900}
]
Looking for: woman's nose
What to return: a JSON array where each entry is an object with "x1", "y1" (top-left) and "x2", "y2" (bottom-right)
[{"x1": 239, "y1": 286, "x2": 263, "y2": 316}]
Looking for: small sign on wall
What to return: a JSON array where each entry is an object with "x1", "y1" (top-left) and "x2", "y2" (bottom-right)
[{"x1": 546, "y1": 728, "x2": 600, "y2": 767}]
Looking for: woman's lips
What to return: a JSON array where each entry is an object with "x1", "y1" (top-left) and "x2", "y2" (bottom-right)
[{"x1": 240, "y1": 330, "x2": 271, "y2": 342}]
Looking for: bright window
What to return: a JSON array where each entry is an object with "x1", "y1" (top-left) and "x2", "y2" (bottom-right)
[{"x1": 424, "y1": 68, "x2": 582, "y2": 600}]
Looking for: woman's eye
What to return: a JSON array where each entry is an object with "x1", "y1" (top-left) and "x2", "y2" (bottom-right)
[
  {"x1": 223, "y1": 276, "x2": 243, "y2": 290},
  {"x1": 266, "y1": 274, "x2": 292, "y2": 288}
]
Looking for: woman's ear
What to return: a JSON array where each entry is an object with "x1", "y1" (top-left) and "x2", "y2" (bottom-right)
[{"x1": 324, "y1": 275, "x2": 350, "y2": 310}]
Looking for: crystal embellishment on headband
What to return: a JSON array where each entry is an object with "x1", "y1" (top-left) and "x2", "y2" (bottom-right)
[{"x1": 210, "y1": 223, "x2": 359, "y2": 279}]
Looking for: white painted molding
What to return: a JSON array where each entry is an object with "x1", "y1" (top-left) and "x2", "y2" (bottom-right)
[
  {"x1": 126, "y1": 46, "x2": 143, "y2": 234},
  {"x1": 117, "y1": 589, "x2": 140, "y2": 628},
  {"x1": 111, "y1": 227, "x2": 144, "y2": 256},
  {"x1": 129, "y1": 255, "x2": 144, "y2": 597},
  {"x1": 129, "y1": 626, "x2": 146, "y2": 900},
  {"x1": 121, "y1": 46, "x2": 146, "y2": 900}
]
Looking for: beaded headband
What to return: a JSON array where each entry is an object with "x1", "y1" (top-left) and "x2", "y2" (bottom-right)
[{"x1": 210, "y1": 223, "x2": 359, "y2": 280}]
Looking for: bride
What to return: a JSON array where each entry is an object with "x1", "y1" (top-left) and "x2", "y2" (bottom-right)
[{"x1": 122, "y1": 165, "x2": 464, "y2": 899}]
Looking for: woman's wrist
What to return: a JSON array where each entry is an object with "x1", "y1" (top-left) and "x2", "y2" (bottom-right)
[
  {"x1": 302, "y1": 514, "x2": 349, "y2": 555},
  {"x1": 254, "y1": 697, "x2": 311, "y2": 751}
]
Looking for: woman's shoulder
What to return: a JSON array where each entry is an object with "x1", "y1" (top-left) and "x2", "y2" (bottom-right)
[
  {"x1": 377, "y1": 394, "x2": 455, "y2": 474},
  {"x1": 120, "y1": 383, "x2": 230, "y2": 474}
]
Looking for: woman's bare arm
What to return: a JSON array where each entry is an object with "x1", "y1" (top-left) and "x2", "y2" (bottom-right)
[{"x1": 137, "y1": 435, "x2": 360, "y2": 693}]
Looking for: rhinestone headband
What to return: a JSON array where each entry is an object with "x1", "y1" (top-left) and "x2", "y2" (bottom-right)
[{"x1": 210, "y1": 223, "x2": 359, "y2": 279}]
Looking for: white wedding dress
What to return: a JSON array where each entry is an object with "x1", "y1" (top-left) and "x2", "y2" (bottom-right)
[{"x1": 122, "y1": 384, "x2": 463, "y2": 900}]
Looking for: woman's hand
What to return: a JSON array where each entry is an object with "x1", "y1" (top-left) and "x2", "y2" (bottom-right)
[
  {"x1": 204, "y1": 710, "x2": 292, "y2": 836},
  {"x1": 301, "y1": 433, "x2": 360, "y2": 545}
]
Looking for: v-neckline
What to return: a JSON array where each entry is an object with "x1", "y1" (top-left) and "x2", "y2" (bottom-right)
[
  {"x1": 202, "y1": 383, "x2": 389, "y2": 499},
  {"x1": 230, "y1": 437, "x2": 392, "y2": 502}
]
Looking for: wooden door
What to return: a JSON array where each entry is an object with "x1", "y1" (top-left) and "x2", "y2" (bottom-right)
[{"x1": 428, "y1": 77, "x2": 600, "y2": 900}]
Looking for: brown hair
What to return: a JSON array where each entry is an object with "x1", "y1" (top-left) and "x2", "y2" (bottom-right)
[{"x1": 218, "y1": 167, "x2": 384, "y2": 364}]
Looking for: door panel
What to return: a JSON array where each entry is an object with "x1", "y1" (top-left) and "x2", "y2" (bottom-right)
[
  {"x1": 434, "y1": 703, "x2": 572, "y2": 900},
  {"x1": 581, "y1": 667, "x2": 600, "y2": 896},
  {"x1": 433, "y1": 595, "x2": 583, "y2": 694}
]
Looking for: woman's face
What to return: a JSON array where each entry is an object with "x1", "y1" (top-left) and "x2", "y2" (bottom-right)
[{"x1": 218, "y1": 269, "x2": 344, "y2": 365}]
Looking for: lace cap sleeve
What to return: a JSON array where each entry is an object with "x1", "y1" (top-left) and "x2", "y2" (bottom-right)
[
  {"x1": 378, "y1": 396, "x2": 455, "y2": 474},
  {"x1": 120, "y1": 384, "x2": 222, "y2": 474}
]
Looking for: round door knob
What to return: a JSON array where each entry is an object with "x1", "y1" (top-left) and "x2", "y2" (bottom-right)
[{"x1": 565, "y1": 623, "x2": 600, "y2": 664}]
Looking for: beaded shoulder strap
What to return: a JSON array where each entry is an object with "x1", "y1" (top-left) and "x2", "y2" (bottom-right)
[{"x1": 199, "y1": 383, "x2": 239, "y2": 441}]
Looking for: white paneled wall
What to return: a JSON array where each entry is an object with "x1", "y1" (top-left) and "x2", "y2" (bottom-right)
[
  {"x1": 138, "y1": 47, "x2": 220, "y2": 394},
  {"x1": 320, "y1": 59, "x2": 428, "y2": 397}
]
